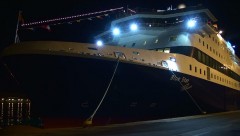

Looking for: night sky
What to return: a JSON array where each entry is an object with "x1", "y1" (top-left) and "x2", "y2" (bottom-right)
[{"x1": 0, "y1": 0, "x2": 239, "y2": 93}]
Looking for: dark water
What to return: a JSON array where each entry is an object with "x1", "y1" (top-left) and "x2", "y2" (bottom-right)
[{"x1": 0, "y1": 97, "x2": 31, "y2": 127}]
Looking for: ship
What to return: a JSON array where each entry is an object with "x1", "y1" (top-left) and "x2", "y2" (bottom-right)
[{"x1": 0, "y1": 5, "x2": 240, "y2": 128}]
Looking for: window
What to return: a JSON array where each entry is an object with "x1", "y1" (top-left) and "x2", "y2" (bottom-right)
[
  {"x1": 133, "y1": 51, "x2": 140, "y2": 55},
  {"x1": 198, "y1": 51, "x2": 201, "y2": 61},
  {"x1": 200, "y1": 69, "x2": 202, "y2": 74},
  {"x1": 157, "y1": 49, "x2": 163, "y2": 52},
  {"x1": 169, "y1": 36, "x2": 177, "y2": 41},
  {"x1": 189, "y1": 65, "x2": 192, "y2": 71},
  {"x1": 203, "y1": 41, "x2": 205, "y2": 46},
  {"x1": 164, "y1": 48, "x2": 170, "y2": 53},
  {"x1": 207, "y1": 44, "x2": 208, "y2": 49},
  {"x1": 132, "y1": 43, "x2": 136, "y2": 47},
  {"x1": 195, "y1": 67, "x2": 197, "y2": 72},
  {"x1": 210, "y1": 47, "x2": 212, "y2": 51},
  {"x1": 199, "y1": 38, "x2": 201, "y2": 43},
  {"x1": 204, "y1": 70, "x2": 206, "y2": 75}
]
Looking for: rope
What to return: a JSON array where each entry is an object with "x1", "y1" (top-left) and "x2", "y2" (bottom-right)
[
  {"x1": 170, "y1": 70, "x2": 206, "y2": 114},
  {"x1": 84, "y1": 57, "x2": 120, "y2": 125},
  {"x1": 2, "y1": 62, "x2": 20, "y2": 86}
]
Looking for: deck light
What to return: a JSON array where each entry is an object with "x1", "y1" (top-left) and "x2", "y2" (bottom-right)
[
  {"x1": 130, "y1": 23, "x2": 138, "y2": 31},
  {"x1": 187, "y1": 19, "x2": 196, "y2": 28},
  {"x1": 112, "y1": 27, "x2": 120, "y2": 36},
  {"x1": 96, "y1": 40, "x2": 103, "y2": 46}
]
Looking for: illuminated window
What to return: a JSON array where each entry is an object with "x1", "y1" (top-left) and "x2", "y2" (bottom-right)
[
  {"x1": 164, "y1": 48, "x2": 170, "y2": 53},
  {"x1": 157, "y1": 49, "x2": 163, "y2": 52}
]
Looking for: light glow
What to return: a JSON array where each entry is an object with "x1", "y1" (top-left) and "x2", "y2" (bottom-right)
[
  {"x1": 96, "y1": 40, "x2": 103, "y2": 46},
  {"x1": 113, "y1": 27, "x2": 120, "y2": 36},
  {"x1": 166, "y1": 60, "x2": 178, "y2": 71},
  {"x1": 130, "y1": 23, "x2": 138, "y2": 31},
  {"x1": 187, "y1": 19, "x2": 196, "y2": 28}
]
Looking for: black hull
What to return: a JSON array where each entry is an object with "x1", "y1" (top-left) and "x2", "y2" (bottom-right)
[{"x1": 2, "y1": 54, "x2": 240, "y2": 127}]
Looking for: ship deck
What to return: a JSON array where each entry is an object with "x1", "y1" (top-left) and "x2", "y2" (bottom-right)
[{"x1": 1, "y1": 110, "x2": 240, "y2": 136}]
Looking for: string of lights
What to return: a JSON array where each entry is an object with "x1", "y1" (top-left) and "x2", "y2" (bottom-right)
[{"x1": 21, "y1": 7, "x2": 124, "y2": 27}]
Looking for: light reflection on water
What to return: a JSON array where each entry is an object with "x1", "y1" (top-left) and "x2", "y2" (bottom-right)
[{"x1": 0, "y1": 97, "x2": 31, "y2": 127}]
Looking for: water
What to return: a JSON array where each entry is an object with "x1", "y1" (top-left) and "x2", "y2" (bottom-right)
[{"x1": 0, "y1": 97, "x2": 31, "y2": 128}]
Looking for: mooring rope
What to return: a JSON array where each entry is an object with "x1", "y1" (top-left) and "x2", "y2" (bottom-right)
[
  {"x1": 84, "y1": 57, "x2": 120, "y2": 126},
  {"x1": 170, "y1": 70, "x2": 206, "y2": 114}
]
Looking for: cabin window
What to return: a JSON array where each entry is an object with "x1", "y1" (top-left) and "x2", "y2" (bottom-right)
[
  {"x1": 164, "y1": 48, "x2": 170, "y2": 53},
  {"x1": 202, "y1": 53, "x2": 205, "y2": 64},
  {"x1": 189, "y1": 65, "x2": 192, "y2": 71},
  {"x1": 195, "y1": 67, "x2": 197, "y2": 72},
  {"x1": 169, "y1": 36, "x2": 177, "y2": 41},
  {"x1": 200, "y1": 69, "x2": 202, "y2": 74},
  {"x1": 199, "y1": 38, "x2": 201, "y2": 43},
  {"x1": 205, "y1": 55, "x2": 209, "y2": 66},
  {"x1": 203, "y1": 41, "x2": 205, "y2": 46},
  {"x1": 132, "y1": 43, "x2": 136, "y2": 47},
  {"x1": 197, "y1": 51, "x2": 201, "y2": 61},
  {"x1": 133, "y1": 51, "x2": 140, "y2": 55},
  {"x1": 207, "y1": 44, "x2": 208, "y2": 49},
  {"x1": 211, "y1": 74, "x2": 213, "y2": 78},
  {"x1": 157, "y1": 49, "x2": 163, "y2": 52},
  {"x1": 204, "y1": 70, "x2": 206, "y2": 75}
]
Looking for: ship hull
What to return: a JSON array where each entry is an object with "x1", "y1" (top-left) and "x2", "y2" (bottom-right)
[{"x1": 2, "y1": 54, "x2": 240, "y2": 128}]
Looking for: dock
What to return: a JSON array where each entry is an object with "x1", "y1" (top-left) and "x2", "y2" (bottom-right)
[{"x1": 1, "y1": 111, "x2": 240, "y2": 136}]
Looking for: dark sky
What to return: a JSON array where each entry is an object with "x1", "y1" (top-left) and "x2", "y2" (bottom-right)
[
  {"x1": 0, "y1": 0, "x2": 239, "y2": 93},
  {"x1": 0, "y1": 0, "x2": 239, "y2": 56}
]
